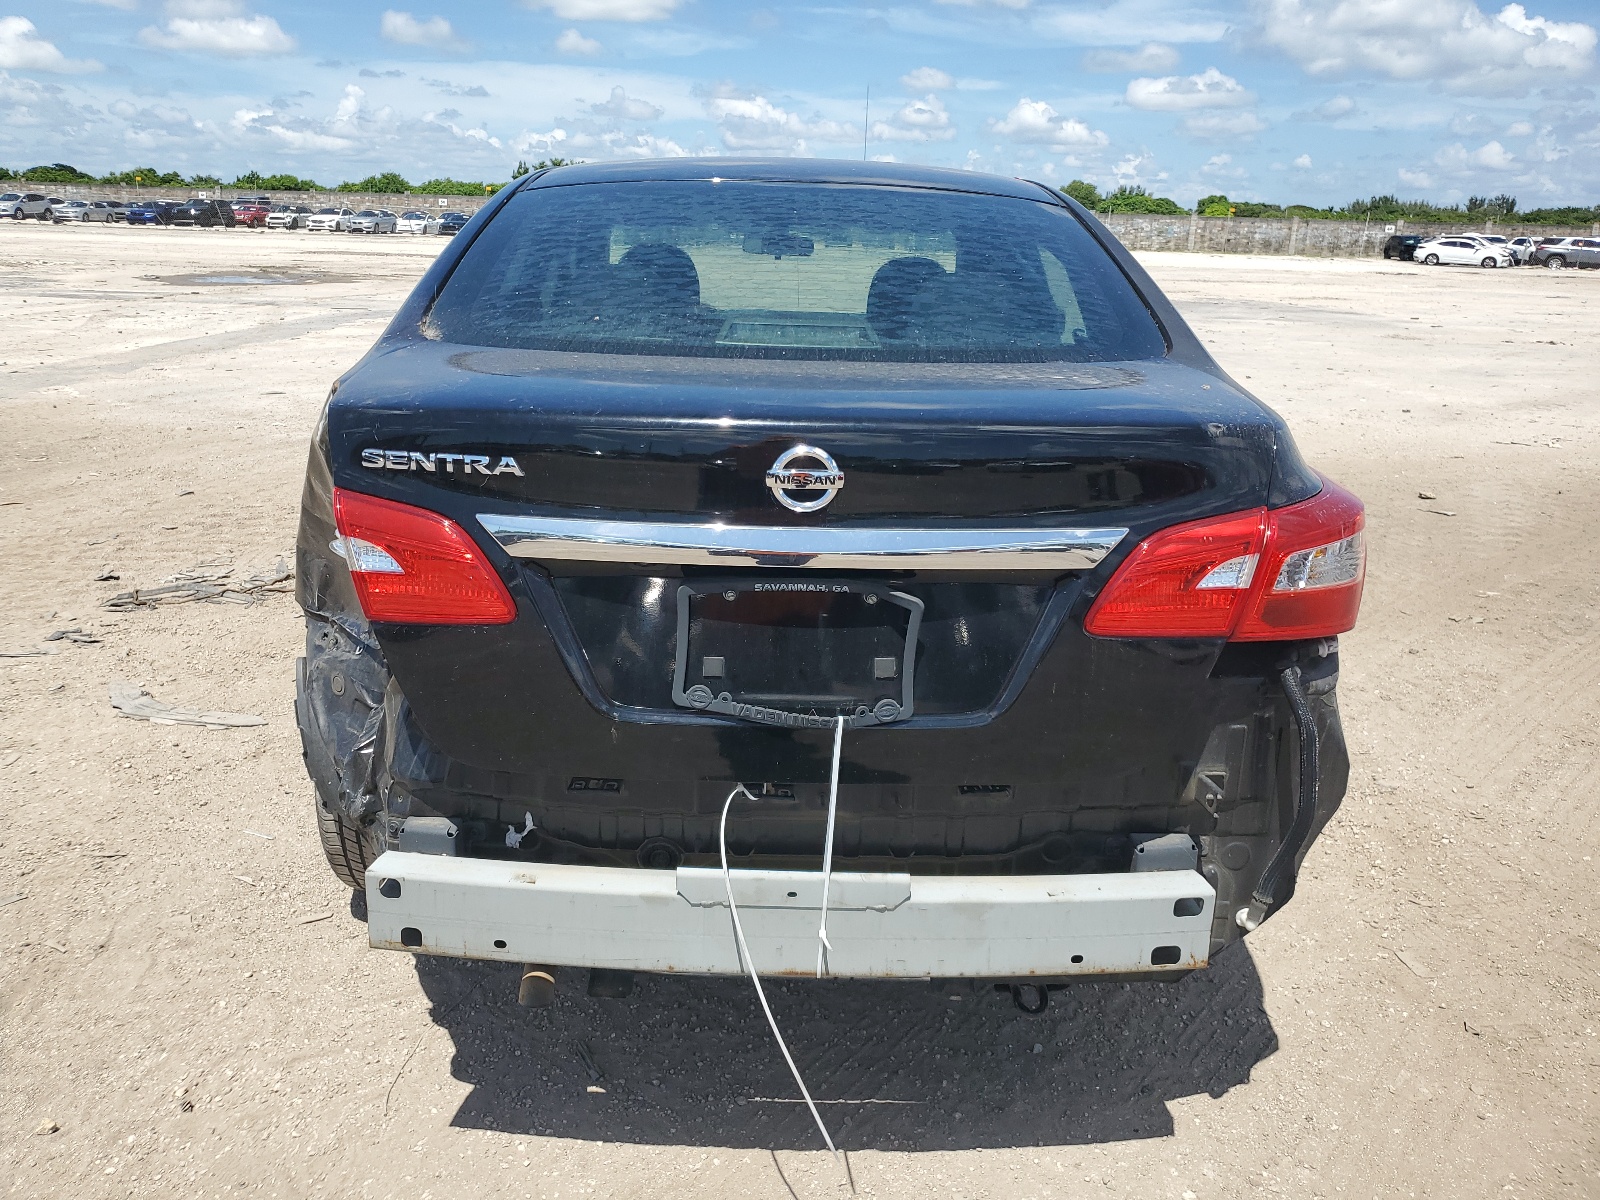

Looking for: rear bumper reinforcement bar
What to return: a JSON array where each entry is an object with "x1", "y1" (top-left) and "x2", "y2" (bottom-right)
[
  {"x1": 476, "y1": 514, "x2": 1127, "y2": 571},
  {"x1": 365, "y1": 852, "x2": 1213, "y2": 978}
]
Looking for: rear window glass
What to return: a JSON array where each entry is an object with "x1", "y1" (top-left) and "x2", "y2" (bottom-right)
[{"x1": 426, "y1": 181, "x2": 1166, "y2": 363}]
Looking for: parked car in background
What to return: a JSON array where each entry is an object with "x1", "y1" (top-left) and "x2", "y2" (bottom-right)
[
  {"x1": 124, "y1": 200, "x2": 180, "y2": 226},
  {"x1": 1415, "y1": 237, "x2": 1512, "y2": 268},
  {"x1": 1381, "y1": 234, "x2": 1424, "y2": 261},
  {"x1": 2, "y1": 192, "x2": 62, "y2": 219},
  {"x1": 8, "y1": 194, "x2": 65, "y2": 220},
  {"x1": 170, "y1": 198, "x2": 237, "y2": 228},
  {"x1": 348, "y1": 209, "x2": 398, "y2": 234},
  {"x1": 396, "y1": 210, "x2": 441, "y2": 235},
  {"x1": 307, "y1": 207, "x2": 355, "y2": 232},
  {"x1": 1506, "y1": 236, "x2": 1539, "y2": 265},
  {"x1": 267, "y1": 204, "x2": 312, "y2": 230},
  {"x1": 48, "y1": 200, "x2": 91, "y2": 222},
  {"x1": 1531, "y1": 238, "x2": 1600, "y2": 269},
  {"x1": 232, "y1": 195, "x2": 272, "y2": 208},
  {"x1": 233, "y1": 203, "x2": 272, "y2": 228},
  {"x1": 438, "y1": 210, "x2": 469, "y2": 235}
]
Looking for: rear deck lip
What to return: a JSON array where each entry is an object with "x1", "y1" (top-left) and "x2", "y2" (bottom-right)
[
  {"x1": 476, "y1": 513, "x2": 1127, "y2": 570},
  {"x1": 364, "y1": 851, "x2": 1213, "y2": 978}
]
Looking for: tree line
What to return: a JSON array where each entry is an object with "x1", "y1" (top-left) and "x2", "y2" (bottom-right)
[
  {"x1": 1061, "y1": 180, "x2": 1598, "y2": 225},
  {"x1": 4, "y1": 161, "x2": 1592, "y2": 224},
  {"x1": 0, "y1": 160, "x2": 576, "y2": 196}
]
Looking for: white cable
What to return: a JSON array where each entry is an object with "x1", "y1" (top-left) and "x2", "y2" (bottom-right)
[
  {"x1": 816, "y1": 715, "x2": 845, "y2": 978},
  {"x1": 720, "y1": 782, "x2": 838, "y2": 1156}
]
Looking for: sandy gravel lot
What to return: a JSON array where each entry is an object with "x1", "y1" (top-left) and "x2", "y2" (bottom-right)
[{"x1": 2, "y1": 222, "x2": 1597, "y2": 1200}]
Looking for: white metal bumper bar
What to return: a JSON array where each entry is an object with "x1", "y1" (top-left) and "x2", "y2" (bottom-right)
[{"x1": 365, "y1": 853, "x2": 1214, "y2": 979}]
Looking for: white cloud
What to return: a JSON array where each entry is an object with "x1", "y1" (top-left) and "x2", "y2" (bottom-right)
[
  {"x1": 589, "y1": 84, "x2": 661, "y2": 120},
  {"x1": 584, "y1": 130, "x2": 688, "y2": 156},
  {"x1": 1083, "y1": 43, "x2": 1180, "y2": 73},
  {"x1": 900, "y1": 66, "x2": 954, "y2": 91},
  {"x1": 934, "y1": 0, "x2": 1032, "y2": 8},
  {"x1": 871, "y1": 93, "x2": 956, "y2": 142},
  {"x1": 511, "y1": 126, "x2": 570, "y2": 155},
  {"x1": 704, "y1": 89, "x2": 852, "y2": 153},
  {"x1": 1126, "y1": 67, "x2": 1254, "y2": 111},
  {"x1": 1506, "y1": 119, "x2": 1534, "y2": 135},
  {"x1": 1434, "y1": 138, "x2": 1516, "y2": 170},
  {"x1": 0, "y1": 16, "x2": 101, "y2": 72},
  {"x1": 1254, "y1": 0, "x2": 1597, "y2": 95},
  {"x1": 1294, "y1": 94, "x2": 1356, "y2": 120},
  {"x1": 522, "y1": 0, "x2": 680, "y2": 20},
  {"x1": 1183, "y1": 110, "x2": 1268, "y2": 138},
  {"x1": 1398, "y1": 167, "x2": 1434, "y2": 187},
  {"x1": 139, "y1": 0, "x2": 295, "y2": 57},
  {"x1": 1037, "y1": 2, "x2": 1227, "y2": 45},
  {"x1": 989, "y1": 97, "x2": 1108, "y2": 146},
  {"x1": 84, "y1": 0, "x2": 138, "y2": 9},
  {"x1": 555, "y1": 28, "x2": 602, "y2": 55},
  {"x1": 1293, "y1": 152, "x2": 1312, "y2": 168},
  {"x1": 380, "y1": 11, "x2": 462, "y2": 49}
]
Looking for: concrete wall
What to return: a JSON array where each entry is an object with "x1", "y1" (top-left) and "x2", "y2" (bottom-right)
[
  {"x1": 0, "y1": 179, "x2": 493, "y2": 215},
  {"x1": 1099, "y1": 213, "x2": 1600, "y2": 257}
]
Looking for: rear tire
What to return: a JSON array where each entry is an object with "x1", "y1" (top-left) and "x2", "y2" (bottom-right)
[
  {"x1": 1546, "y1": 256, "x2": 1567, "y2": 270},
  {"x1": 1423, "y1": 253, "x2": 1439, "y2": 265},
  {"x1": 315, "y1": 794, "x2": 378, "y2": 890}
]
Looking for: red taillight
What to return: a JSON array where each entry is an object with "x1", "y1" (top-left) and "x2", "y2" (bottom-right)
[
  {"x1": 1085, "y1": 477, "x2": 1365, "y2": 641},
  {"x1": 332, "y1": 488, "x2": 515, "y2": 625}
]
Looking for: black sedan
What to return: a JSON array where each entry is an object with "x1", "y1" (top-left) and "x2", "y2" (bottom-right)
[
  {"x1": 437, "y1": 210, "x2": 469, "y2": 235},
  {"x1": 170, "y1": 199, "x2": 236, "y2": 228},
  {"x1": 1381, "y1": 234, "x2": 1425, "y2": 261},
  {"x1": 297, "y1": 158, "x2": 1366, "y2": 1008}
]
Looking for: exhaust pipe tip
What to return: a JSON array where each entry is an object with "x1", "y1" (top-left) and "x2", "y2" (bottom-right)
[{"x1": 517, "y1": 965, "x2": 557, "y2": 1008}]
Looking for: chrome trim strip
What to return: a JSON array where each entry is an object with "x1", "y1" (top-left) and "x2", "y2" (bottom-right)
[{"x1": 477, "y1": 514, "x2": 1126, "y2": 570}]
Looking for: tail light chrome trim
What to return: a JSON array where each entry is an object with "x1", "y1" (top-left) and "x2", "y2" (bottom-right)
[{"x1": 477, "y1": 514, "x2": 1127, "y2": 571}]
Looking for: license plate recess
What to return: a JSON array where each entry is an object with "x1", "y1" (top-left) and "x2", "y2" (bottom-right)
[{"x1": 671, "y1": 580, "x2": 923, "y2": 728}]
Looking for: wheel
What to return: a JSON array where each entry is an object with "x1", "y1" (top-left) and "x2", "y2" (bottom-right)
[
  {"x1": 315, "y1": 794, "x2": 379, "y2": 890},
  {"x1": 1423, "y1": 253, "x2": 1439, "y2": 265},
  {"x1": 1480, "y1": 257, "x2": 1498, "y2": 268},
  {"x1": 1546, "y1": 256, "x2": 1566, "y2": 270}
]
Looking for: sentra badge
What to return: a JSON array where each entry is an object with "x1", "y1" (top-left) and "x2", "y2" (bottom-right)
[
  {"x1": 360, "y1": 448, "x2": 524, "y2": 477},
  {"x1": 765, "y1": 445, "x2": 844, "y2": 513}
]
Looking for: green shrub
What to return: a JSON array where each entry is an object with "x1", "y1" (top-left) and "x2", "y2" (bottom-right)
[
  {"x1": 1060, "y1": 179, "x2": 1101, "y2": 208},
  {"x1": 413, "y1": 177, "x2": 493, "y2": 195},
  {"x1": 99, "y1": 167, "x2": 186, "y2": 186},
  {"x1": 1096, "y1": 185, "x2": 1187, "y2": 215},
  {"x1": 232, "y1": 170, "x2": 321, "y2": 191},
  {"x1": 21, "y1": 163, "x2": 97, "y2": 183},
  {"x1": 338, "y1": 172, "x2": 412, "y2": 194}
]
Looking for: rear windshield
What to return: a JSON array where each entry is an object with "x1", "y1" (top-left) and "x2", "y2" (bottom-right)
[{"x1": 426, "y1": 181, "x2": 1166, "y2": 363}]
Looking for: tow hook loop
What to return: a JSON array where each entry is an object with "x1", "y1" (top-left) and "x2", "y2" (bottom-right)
[
  {"x1": 1011, "y1": 983, "x2": 1049, "y2": 1015},
  {"x1": 517, "y1": 964, "x2": 557, "y2": 1008}
]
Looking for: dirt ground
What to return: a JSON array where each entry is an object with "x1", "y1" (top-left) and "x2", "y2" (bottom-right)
[{"x1": 1, "y1": 222, "x2": 1597, "y2": 1200}]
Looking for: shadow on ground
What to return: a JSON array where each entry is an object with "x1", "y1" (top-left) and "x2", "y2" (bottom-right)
[{"x1": 412, "y1": 944, "x2": 1275, "y2": 1151}]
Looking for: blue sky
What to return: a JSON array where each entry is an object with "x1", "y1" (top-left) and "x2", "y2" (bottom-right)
[{"x1": 1, "y1": 0, "x2": 1597, "y2": 206}]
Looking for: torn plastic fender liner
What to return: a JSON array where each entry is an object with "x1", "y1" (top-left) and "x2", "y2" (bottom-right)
[{"x1": 296, "y1": 611, "x2": 391, "y2": 825}]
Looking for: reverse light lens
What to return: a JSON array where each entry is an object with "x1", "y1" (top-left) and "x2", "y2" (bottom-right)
[
  {"x1": 1086, "y1": 475, "x2": 1366, "y2": 642},
  {"x1": 332, "y1": 488, "x2": 515, "y2": 625},
  {"x1": 1272, "y1": 533, "x2": 1363, "y2": 592}
]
